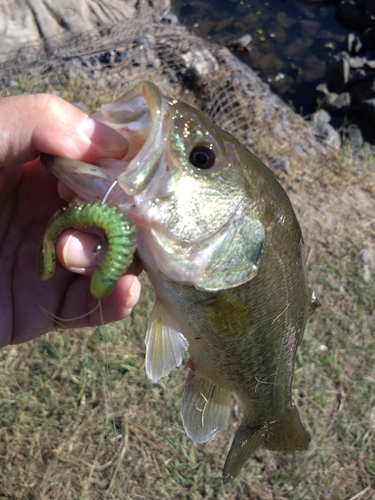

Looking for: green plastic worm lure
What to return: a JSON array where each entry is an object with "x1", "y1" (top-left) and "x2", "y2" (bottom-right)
[{"x1": 37, "y1": 201, "x2": 137, "y2": 298}]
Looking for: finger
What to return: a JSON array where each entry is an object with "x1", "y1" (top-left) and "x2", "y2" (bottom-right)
[
  {"x1": 92, "y1": 274, "x2": 142, "y2": 324},
  {"x1": 0, "y1": 93, "x2": 128, "y2": 168},
  {"x1": 57, "y1": 274, "x2": 142, "y2": 327},
  {"x1": 56, "y1": 228, "x2": 143, "y2": 276},
  {"x1": 57, "y1": 181, "x2": 77, "y2": 202}
]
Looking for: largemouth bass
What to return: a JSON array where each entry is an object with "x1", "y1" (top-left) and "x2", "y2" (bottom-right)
[{"x1": 41, "y1": 82, "x2": 319, "y2": 482}]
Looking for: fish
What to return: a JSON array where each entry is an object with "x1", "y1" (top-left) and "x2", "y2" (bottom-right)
[{"x1": 40, "y1": 81, "x2": 319, "y2": 482}]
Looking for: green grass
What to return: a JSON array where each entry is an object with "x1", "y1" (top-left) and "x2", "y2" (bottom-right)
[{"x1": 0, "y1": 69, "x2": 374, "y2": 499}]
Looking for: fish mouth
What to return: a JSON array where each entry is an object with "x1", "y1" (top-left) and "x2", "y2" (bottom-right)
[
  {"x1": 42, "y1": 82, "x2": 170, "y2": 202},
  {"x1": 102, "y1": 82, "x2": 170, "y2": 197}
]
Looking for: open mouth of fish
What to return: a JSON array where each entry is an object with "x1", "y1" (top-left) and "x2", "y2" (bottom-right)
[
  {"x1": 42, "y1": 82, "x2": 169, "y2": 205},
  {"x1": 42, "y1": 82, "x2": 264, "y2": 291}
]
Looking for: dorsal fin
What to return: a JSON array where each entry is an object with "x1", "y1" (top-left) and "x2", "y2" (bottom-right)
[
  {"x1": 309, "y1": 288, "x2": 321, "y2": 316},
  {"x1": 145, "y1": 299, "x2": 189, "y2": 382}
]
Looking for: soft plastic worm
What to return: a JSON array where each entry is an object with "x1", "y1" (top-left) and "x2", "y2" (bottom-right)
[{"x1": 37, "y1": 201, "x2": 137, "y2": 298}]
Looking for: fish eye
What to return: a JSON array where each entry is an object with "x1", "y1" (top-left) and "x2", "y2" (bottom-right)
[{"x1": 189, "y1": 144, "x2": 216, "y2": 170}]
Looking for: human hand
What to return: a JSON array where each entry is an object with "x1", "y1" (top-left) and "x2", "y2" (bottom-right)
[{"x1": 0, "y1": 93, "x2": 142, "y2": 346}]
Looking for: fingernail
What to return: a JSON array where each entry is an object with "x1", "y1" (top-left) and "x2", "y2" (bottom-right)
[
  {"x1": 62, "y1": 230, "x2": 96, "y2": 270},
  {"x1": 79, "y1": 116, "x2": 129, "y2": 153},
  {"x1": 123, "y1": 307, "x2": 134, "y2": 318}
]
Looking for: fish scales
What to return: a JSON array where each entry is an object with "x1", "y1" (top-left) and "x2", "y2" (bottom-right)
[{"x1": 40, "y1": 81, "x2": 319, "y2": 482}]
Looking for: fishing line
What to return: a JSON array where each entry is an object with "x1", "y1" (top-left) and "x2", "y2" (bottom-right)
[
  {"x1": 40, "y1": 302, "x2": 101, "y2": 328},
  {"x1": 98, "y1": 180, "x2": 129, "y2": 495},
  {"x1": 37, "y1": 179, "x2": 136, "y2": 493},
  {"x1": 101, "y1": 179, "x2": 119, "y2": 205}
]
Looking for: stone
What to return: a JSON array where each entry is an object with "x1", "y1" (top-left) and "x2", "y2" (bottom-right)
[
  {"x1": 181, "y1": 49, "x2": 219, "y2": 76},
  {"x1": 359, "y1": 247, "x2": 375, "y2": 282},
  {"x1": 349, "y1": 69, "x2": 367, "y2": 84},
  {"x1": 153, "y1": 10, "x2": 179, "y2": 25},
  {"x1": 342, "y1": 124, "x2": 363, "y2": 149},
  {"x1": 313, "y1": 109, "x2": 331, "y2": 124},
  {"x1": 365, "y1": 0, "x2": 375, "y2": 16},
  {"x1": 328, "y1": 92, "x2": 351, "y2": 113},
  {"x1": 316, "y1": 82, "x2": 351, "y2": 114},
  {"x1": 115, "y1": 48, "x2": 130, "y2": 63},
  {"x1": 308, "y1": 136, "x2": 326, "y2": 154},
  {"x1": 132, "y1": 46, "x2": 160, "y2": 68},
  {"x1": 350, "y1": 80, "x2": 374, "y2": 106},
  {"x1": 134, "y1": 34, "x2": 156, "y2": 49},
  {"x1": 65, "y1": 57, "x2": 84, "y2": 69},
  {"x1": 90, "y1": 69, "x2": 102, "y2": 80},
  {"x1": 360, "y1": 98, "x2": 375, "y2": 125},
  {"x1": 349, "y1": 57, "x2": 367, "y2": 69},
  {"x1": 1, "y1": 76, "x2": 18, "y2": 87},
  {"x1": 238, "y1": 34, "x2": 252, "y2": 48},
  {"x1": 162, "y1": 66, "x2": 179, "y2": 83},
  {"x1": 274, "y1": 123, "x2": 283, "y2": 135},
  {"x1": 268, "y1": 156, "x2": 290, "y2": 174},
  {"x1": 359, "y1": 247, "x2": 375, "y2": 266},
  {"x1": 326, "y1": 52, "x2": 350, "y2": 92},
  {"x1": 315, "y1": 82, "x2": 330, "y2": 97},
  {"x1": 313, "y1": 122, "x2": 341, "y2": 149},
  {"x1": 292, "y1": 142, "x2": 306, "y2": 155},
  {"x1": 99, "y1": 50, "x2": 116, "y2": 65},
  {"x1": 297, "y1": 19, "x2": 320, "y2": 38},
  {"x1": 347, "y1": 33, "x2": 362, "y2": 54},
  {"x1": 336, "y1": 0, "x2": 363, "y2": 31},
  {"x1": 279, "y1": 112, "x2": 291, "y2": 130}
]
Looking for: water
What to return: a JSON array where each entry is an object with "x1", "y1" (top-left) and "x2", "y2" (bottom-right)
[{"x1": 171, "y1": 0, "x2": 349, "y2": 115}]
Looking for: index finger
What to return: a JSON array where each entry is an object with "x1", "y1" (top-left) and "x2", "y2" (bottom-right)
[{"x1": 0, "y1": 93, "x2": 129, "y2": 168}]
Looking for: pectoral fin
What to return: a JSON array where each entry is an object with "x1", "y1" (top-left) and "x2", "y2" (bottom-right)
[
  {"x1": 145, "y1": 299, "x2": 189, "y2": 382},
  {"x1": 181, "y1": 371, "x2": 231, "y2": 443},
  {"x1": 223, "y1": 406, "x2": 309, "y2": 483}
]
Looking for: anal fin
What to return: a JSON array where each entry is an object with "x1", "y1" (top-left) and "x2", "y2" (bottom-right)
[
  {"x1": 145, "y1": 299, "x2": 189, "y2": 382},
  {"x1": 181, "y1": 371, "x2": 231, "y2": 443}
]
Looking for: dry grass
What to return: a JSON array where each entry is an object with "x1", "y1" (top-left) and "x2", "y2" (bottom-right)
[{"x1": 0, "y1": 70, "x2": 374, "y2": 499}]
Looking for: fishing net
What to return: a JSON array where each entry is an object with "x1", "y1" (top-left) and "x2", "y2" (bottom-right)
[{"x1": 0, "y1": 0, "x2": 318, "y2": 156}]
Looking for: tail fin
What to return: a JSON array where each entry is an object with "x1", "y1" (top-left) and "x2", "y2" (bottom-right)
[
  {"x1": 222, "y1": 406, "x2": 309, "y2": 484},
  {"x1": 222, "y1": 422, "x2": 266, "y2": 484}
]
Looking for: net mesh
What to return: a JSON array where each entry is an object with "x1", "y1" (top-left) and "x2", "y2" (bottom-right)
[{"x1": 0, "y1": 0, "x2": 290, "y2": 150}]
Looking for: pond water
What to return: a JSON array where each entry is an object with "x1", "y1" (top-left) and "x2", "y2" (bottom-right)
[{"x1": 171, "y1": 0, "x2": 349, "y2": 115}]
